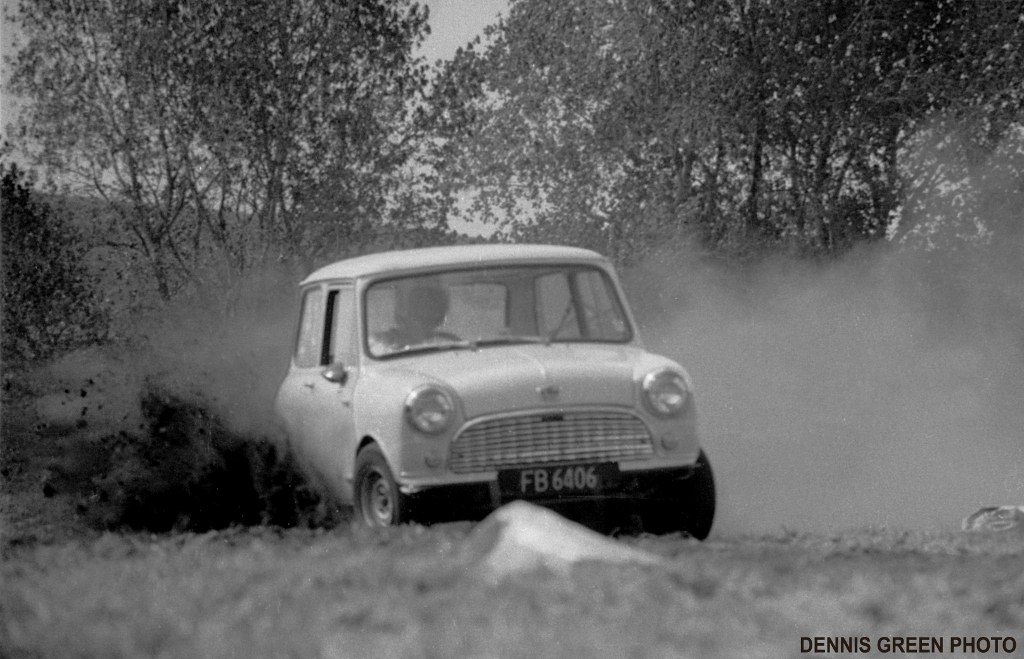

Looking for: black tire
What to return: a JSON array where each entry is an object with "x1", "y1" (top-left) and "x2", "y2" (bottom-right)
[
  {"x1": 642, "y1": 450, "x2": 716, "y2": 540},
  {"x1": 353, "y1": 445, "x2": 409, "y2": 528}
]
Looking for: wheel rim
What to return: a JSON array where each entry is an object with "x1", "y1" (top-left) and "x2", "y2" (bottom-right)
[{"x1": 360, "y1": 467, "x2": 394, "y2": 527}]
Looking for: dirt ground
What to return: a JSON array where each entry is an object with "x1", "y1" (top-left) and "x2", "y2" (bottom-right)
[{"x1": 1, "y1": 390, "x2": 99, "y2": 549}]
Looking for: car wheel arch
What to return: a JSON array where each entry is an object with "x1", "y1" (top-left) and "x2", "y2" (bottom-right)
[
  {"x1": 340, "y1": 436, "x2": 383, "y2": 502},
  {"x1": 356, "y1": 435, "x2": 378, "y2": 454},
  {"x1": 352, "y1": 435, "x2": 383, "y2": 479}
]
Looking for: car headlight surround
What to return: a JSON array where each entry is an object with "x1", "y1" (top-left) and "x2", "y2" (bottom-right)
[
  {"x1": 641, "y1": 368, "x2": 689, "y2": 417},
  {"x1": 405, "y1": 385, "x2": 455, "y2": 434}
]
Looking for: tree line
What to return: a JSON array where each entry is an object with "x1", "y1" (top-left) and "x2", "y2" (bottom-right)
[
  {"x1": 6, "y1": 0, "x2": 447, "y2": 302},
  {"x1": 432, "y1": 0, "x2": 1022, "y2": 262},
  {"x1": 4, "y1": 0, "x2": 1022, "y2": 308}
]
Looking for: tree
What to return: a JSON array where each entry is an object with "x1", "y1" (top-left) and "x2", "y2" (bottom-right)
[
  {"x1": 8, "y1": 0, "x2": 440, "y2": 300},
  {"x1": 885, "y1": 0, "x2": 1024, "y2": 247},
  {"x1": 159, "y1": 0, "x2": 444, "y2": 269},
  {"x1": 428, "y1": 0, "x2": 720, "y2": 263},
  {"x1": 429, "y1": 0, "x2": 1023, "y2": 261},
  {"x1": 1, "y1": 163, "x2": 108, "y2": 361},
  {"x1": 8, "y1": 0, "x2": 196, "y2": 298}
]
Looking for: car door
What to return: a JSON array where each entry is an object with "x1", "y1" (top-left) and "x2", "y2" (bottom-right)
[{"x1": 276, "y1": 283, "x2": 360, "y2": 502}]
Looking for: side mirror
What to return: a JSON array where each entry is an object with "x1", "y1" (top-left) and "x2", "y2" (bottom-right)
[{"x1": 321, "y1": 362, "x2": 348, "y2": 385}]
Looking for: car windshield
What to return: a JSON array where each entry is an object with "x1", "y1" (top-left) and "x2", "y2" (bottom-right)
[{"x1": 364, "y1": 264, "x2": 632, "y2": 358}]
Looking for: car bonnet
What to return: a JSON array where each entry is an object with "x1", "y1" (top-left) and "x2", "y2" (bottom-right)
[{"x1": 375, "y1": 343, "x2": 645, "y2": 419}]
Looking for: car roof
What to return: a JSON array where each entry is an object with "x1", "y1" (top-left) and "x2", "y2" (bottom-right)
[{"x1": 300, "y1": 244, "x2": 608, "y2": 284}]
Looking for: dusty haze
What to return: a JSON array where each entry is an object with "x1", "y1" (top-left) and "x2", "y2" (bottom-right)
[
  {"x1": 39, "y1": 216, "x2": 1021, "y2": 536},
  {"x1": 138, "y1": 267, "x2": 301, "y2": 442},
  {"x1": 630, "y1": 234, "x2": 1023, "y2": 534},
  {"x1": 147, "y1": 234, "x2": 1022, "y2": 535}
]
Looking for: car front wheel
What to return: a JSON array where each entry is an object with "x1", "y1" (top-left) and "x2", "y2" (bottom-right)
[
  {"x1": 353, "y1": 445, "x2": 409, "y2": 528},
  {"x1": 642, "y1": 450, "x2": 716, "y2": 539}
]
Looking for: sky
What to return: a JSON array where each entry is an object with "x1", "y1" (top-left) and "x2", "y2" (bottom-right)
[{"x1": 420, "y1": 0, "x2": 509, "y2": 63}]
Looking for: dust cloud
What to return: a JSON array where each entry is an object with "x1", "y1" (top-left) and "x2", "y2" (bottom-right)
[
  {"x1": 629, "y1": 232, "x2": 1024, "y2": 534},
  {"x1": 24, "y1": 265, "x2": 314, "y2": 532},
  {"x1": 75, "y1": 242, "x2": 1022, "y2": 535},
  {"x1": 30, "y1": 266, "x2": 302, "y2": 444},
  {"x1": 133, "y1": 267, "x2": 301, "y2": 442},
  {"x1": 31, "y1": 199, "x2": 1021, "y2": 535}
]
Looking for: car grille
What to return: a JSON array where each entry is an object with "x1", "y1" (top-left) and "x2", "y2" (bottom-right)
[{"x1": 448, "y1": 410, "x2": 654, "y2": 473}]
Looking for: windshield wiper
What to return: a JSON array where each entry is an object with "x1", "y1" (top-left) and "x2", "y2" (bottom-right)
[
  {"x1": 475, "y1": 335, "x2": 551, "y2": 347},
  {"x1": 383, "y1": 340, "x2": 479, "y2": 357},
  {"x1": 546, "y1": 303, "x2": 575, "y2": 343},
  {"x1": 381, "y1": 335, "x2": 554, "y2": 357}
]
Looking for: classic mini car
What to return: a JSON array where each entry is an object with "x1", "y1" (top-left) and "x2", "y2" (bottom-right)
[{"x1": 274, "y1": 244, "x2": 715, "y2": 538}]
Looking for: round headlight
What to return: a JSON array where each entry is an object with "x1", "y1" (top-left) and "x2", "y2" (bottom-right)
[
  {"x1": 642, "y1": 369, "x2": 688, "y2": 417},
  {"x1": 405, "y1": 385, "x2": 454, "y2": 434}
]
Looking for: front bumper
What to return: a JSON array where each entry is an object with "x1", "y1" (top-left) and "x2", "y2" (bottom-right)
[{"x1": 401, "y1": 463, "x2": 696, "y2": 521}]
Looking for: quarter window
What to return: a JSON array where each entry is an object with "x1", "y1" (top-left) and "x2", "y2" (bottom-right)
[
  {"x1": 323, "y1": 287, "x2": 356, "y2": 365},
  {"x1": 295, "y1": 287, "x2": 325, "y2": 368}
]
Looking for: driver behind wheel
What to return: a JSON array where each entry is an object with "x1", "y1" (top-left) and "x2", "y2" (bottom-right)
[{"x1": 372, "y1": 284, "x2": 452, "y2": 352}]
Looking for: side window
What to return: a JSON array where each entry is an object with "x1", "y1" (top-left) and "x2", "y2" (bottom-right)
[
  {"x1": 323, "y1": 287, "x2": 356, "y2": 365},
  {"x1": 295, "y1": 287, "x2": 325, "y2": 368},
  {"x1": 536, "y1": 272, "x2": 581, "y2": 339}
]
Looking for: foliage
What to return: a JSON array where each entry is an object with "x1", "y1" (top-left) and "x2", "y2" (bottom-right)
[
  {"x1": 7, "y1": 0, "x2": 447, "y2": 300},
  {"x1": 429, "y1": 0, "x2": 1024, "y2": 261},
  {"x1": 0, "y1": 163, "x2": 109, "y2": 362}
]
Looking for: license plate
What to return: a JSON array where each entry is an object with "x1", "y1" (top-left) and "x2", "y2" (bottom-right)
[{"x1": 498, "y1": 463, "x2": 619, "y2": 498}]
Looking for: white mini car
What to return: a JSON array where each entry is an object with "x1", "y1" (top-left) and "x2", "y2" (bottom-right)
[{"x1": 274, "y1": 244, "x2": 715, "y2": 538}]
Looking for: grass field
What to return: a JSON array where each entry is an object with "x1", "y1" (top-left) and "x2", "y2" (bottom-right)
[{"x1": 3, "y1": 522, "x2": 1023, "y2": 658}]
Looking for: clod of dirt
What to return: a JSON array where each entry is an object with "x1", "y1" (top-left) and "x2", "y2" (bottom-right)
[
  {"x1": 40, "y1": 382, "x2": 344, "y2": 533},
  {"x1": 962, "y1": 506, "x2": 1024, "y2": 533},
  {"x1": 462, "y1": 501, "x2": 662, "y2": 582},
  {"x1": 26, "y1": 347, "x2": 145, "y2": 439}
]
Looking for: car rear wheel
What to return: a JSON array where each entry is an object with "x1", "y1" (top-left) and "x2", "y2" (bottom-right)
[
  {"x1": 354, "y1": 445, "x2": 409, "y2": 528},
  {"x1": 642, "y1": 450, "x2": 716, "y2": 539}
]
